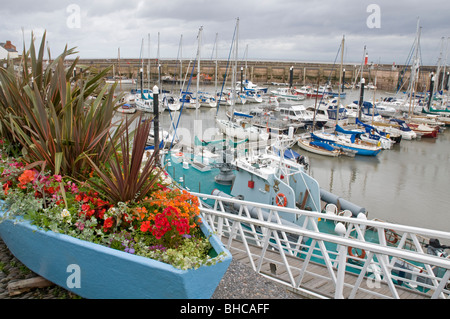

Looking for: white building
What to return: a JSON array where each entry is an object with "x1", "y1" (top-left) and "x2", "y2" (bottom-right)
[{"x1": 0, "y1": 41, "x2": 19, "y2": 60}]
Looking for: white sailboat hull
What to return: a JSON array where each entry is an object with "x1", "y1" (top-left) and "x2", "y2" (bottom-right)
[
  {"x1": 216, "y1": 119, "x2": 268, "y2": 142},
  {"x1": 297, "y1": 138, "x2": 340, "y2": 157}
]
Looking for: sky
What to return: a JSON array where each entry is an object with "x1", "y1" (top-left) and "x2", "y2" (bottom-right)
[{"x1": 1, "y1": 0, "x2": 449, "y2": 66}]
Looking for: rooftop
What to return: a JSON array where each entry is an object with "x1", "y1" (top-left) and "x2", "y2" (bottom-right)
[{"x1": 0, "y1": 41, "x2": 17, "y2": 53}]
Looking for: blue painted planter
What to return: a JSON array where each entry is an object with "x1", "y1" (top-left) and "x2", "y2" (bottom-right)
[{"x1": 0, "y1": 207, "x2": 232, "y2": 299}]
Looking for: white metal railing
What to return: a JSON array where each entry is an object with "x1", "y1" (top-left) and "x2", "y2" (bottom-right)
[{"x1": 192, "y1": 192, "x2": 450, "y2": 299}]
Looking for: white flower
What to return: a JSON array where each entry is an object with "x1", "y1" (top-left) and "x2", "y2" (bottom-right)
[
  {"x1": 106, "y1": 207, "x2": 117, "y2": 218},
  {"x1": 61, "y1": 208, "x2": 71, "y2": 218}
]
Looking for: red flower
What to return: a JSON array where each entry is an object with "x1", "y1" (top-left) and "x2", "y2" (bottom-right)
[
  {"x1": 86, "y1": 209, "x2": 95, "y2": 218},
  {"x1": 103, "y1": 217, "x2": 114, "y2": 231},
  {"x1": 2, "y1": 180, "x2": 12, "y2": 195},
  {"x1": 140, "y1": 221, "x2": 151, "y2": 232},
  {"x1": 173, "y1": 218, "x2": 190, "y2": 235},
  {"x1": 46, "y1": 186, "x2": 55, "y2": 194},
  {"x1": 163, "y1": 206, "x2": 177, "y2": 217},
  {"x1": 97, "y1": 208, "x2": 106, "y2": 220},
  {"x1": 149, "y1": 211, "x2": 173, "y2": 239}
]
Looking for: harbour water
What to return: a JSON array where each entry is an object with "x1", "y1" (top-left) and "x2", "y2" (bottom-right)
[{"x1": 116, "y1": 83, "x2": 450, "y2": 233}]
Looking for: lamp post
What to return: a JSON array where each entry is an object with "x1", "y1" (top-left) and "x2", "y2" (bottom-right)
[
  {"x1": 342, "y1": 68, "x2": 345, "y2": 92},
  {"x1": 427, "y1": 73, "x2": 435, "y2": 110},
  {"x1": 358, "y1": 77, "x2": 365, "y2": 120},
  {"x1": 153, "y1": 85, "x2": 159, "y2": 165},
  {"x1": 289, "y1": 66, "x2": 294, "y2": 89}
]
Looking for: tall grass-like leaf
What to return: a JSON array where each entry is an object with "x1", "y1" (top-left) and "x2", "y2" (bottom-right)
[
  {"x1": 85, "y1": 115, "x2": 162, "y2": 204},
  {"x1": 0, "y1": 31, "x2": 135, "y2": 178}
]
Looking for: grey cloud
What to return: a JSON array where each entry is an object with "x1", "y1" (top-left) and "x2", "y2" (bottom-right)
[{"x1": 0, "y1": 0, "x2": 448, "y2": 65}]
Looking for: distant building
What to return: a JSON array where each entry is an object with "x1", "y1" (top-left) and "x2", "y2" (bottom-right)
[{"x1": 0, "y1": 40, "x2": 19, "y2": 60}]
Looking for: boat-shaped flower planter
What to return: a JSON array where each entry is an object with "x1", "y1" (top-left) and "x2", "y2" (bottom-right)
[{"x1": 0, "y1": 203, "x2": 232, "y2": 299}]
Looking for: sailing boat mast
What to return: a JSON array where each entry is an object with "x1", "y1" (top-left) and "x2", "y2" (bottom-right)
[
  {"x1": 244, "y1": 44, "x2": 248, "y2": 83},
  {"x1": 213, "y1": 19, "x2": 240, "y2": 187},
  {"x1": 231, "y1": 17, "x2": 239, "y2": 122},
  {"x1": 434, "y1": 37, "x2": 445, "y2": 99},
  {"x1": 214, "y1": 33, "x2": 218, "y2": 98},
  {"x1": 139, "y1": 38, "x2": 145, "y2": 99},
  {"x1": 408, "y1": 19, "x2": 421, "y2": 117},
  {"x1": 357, "y1": 45, "x2": 367, "y2": 120},
  {"x1": 147, "y1": 34, "x2": 150, "y2": 93},
  {"x1": 118, "y1": 47, "x2": 122, "y2": 91},
  {"x1": 371, "y1": 59, "x2": 380, "y2": 125},
  {"x1": 196, "y1": 26, "x2": 203, "y2": 109},
  {"x1": 352, "y1": 45, "x2": 366, "y2": 89},
  {"x1": 157, "y1": 32, "x2": 161, "y2": 90},
  {"x1": 336, "y1": 35, "x2": 345, "y2": 129},
  {"x1": 440, "y1": 37, "x2": 449, "y2": 93},
  {"x1": 179, "y1": 34, "x2": 183, "y2": 93}
]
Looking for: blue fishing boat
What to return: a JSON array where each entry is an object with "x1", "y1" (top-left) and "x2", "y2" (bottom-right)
[
  {"x1": 165, "y1": 139, "x2": 318, "y2": 231},
  {"x1": 164, "y1": 133, "x2": 366, "y2": 218}
]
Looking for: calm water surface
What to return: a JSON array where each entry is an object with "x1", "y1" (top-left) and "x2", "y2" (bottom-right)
[
  {"x1": 117, "y1": 84, "x2": 450, "y2": 233},
  {"x1": 303, "y1": 128, "x2": 450, "y2": 232}
]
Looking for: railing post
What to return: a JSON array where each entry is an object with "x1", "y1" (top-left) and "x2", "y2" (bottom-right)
[
  {"x1": 431, "y1": 269, "x2": 450, "y2": 299},
  {"x1": 334, "y1": 222, "x2": 347, "y2": 299}
]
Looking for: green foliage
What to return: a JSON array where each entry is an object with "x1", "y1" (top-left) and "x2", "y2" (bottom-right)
[
  {"x1": 1, "y1": 188, "x2": 43, "y2": 219},
  {"x1": 85, "y1": 114, "x2": 162, "y2": 204},
  {"x1": 0, "y1": 31, "x2": 136, "y2": 178},
  {"x1": 139, "y1": 233, "x2": 226, "y2": 270}
]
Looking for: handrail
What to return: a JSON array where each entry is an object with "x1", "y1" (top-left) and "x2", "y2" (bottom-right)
[
  {"x1": 192, "y1": 191, "x2": 450, "y2": 299},
  {"x1": 192, "y1": 192, "x2": 450, "y2": 240}
]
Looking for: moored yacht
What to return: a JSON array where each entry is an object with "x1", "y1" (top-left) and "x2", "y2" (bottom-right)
[
  {"x1": 270, "y1": 87, "x2": 305, "y2": 101},
  {"x1": 277, "y1": 104, "x2": 327, "y2": 128}
]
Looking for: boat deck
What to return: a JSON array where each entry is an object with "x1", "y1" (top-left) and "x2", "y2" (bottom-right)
[{"x1": 222, "y1": 237, "x2": 430, "y2": 299}]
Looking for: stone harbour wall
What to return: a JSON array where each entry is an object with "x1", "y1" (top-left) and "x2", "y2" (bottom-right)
[{"x1": 71, "y1": 58, "x2": 439, "y2": 92}]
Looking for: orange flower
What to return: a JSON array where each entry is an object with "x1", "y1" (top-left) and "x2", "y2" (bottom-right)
[
  {"x1": 132, "y1": 188, "x2": 202, "y2": 241},
  {"x1": 135, "y1": 207, "x2": 148, "y2": 220},
  {"x1": 18, "y1": 170, "x2": 36, "y2": 185}
]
